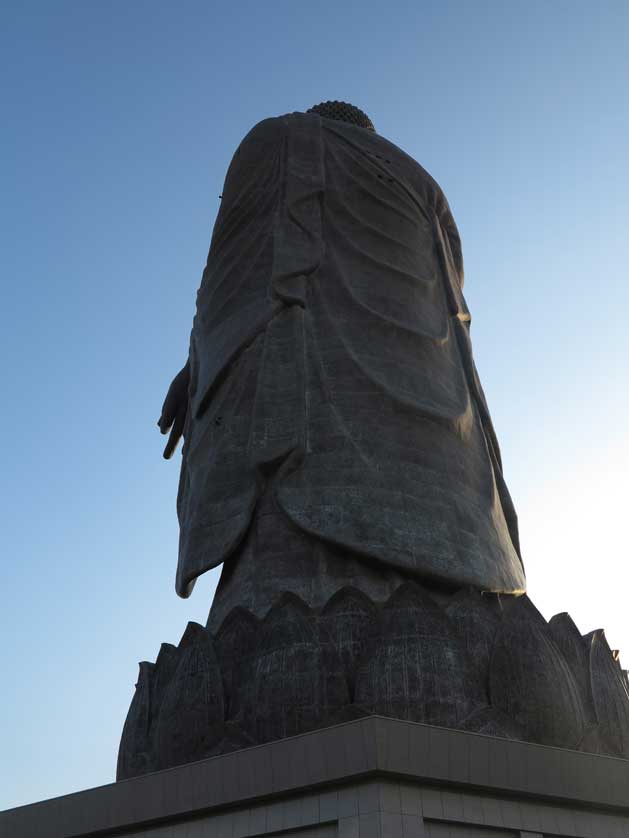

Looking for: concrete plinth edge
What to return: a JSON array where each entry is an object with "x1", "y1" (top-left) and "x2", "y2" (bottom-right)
[{"x1": 2, "y1": 716, "x2": 629, "y2": 837}]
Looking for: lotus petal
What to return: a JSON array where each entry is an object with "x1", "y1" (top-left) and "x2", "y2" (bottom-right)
[
  {"x1": 354, "y1": 582, "x2": 478, "y2": 727},
  {"x1": 214, "y1": 607, "x2": 260, "y2": 720},
  {"x1": 445, "y1": 588, "x2": 502, "y2": 701},
  {"x1": 489, "y1": 615, "x2": 585, "y2": 748},
  {"x1": 150, "y1": 642, "x2": 177, "y2": 719},
  {"x1": 116, "y1": 661, "x2": 155, "y2": 780},
  {"x1": 500, "y1": 594, "x2": 548, "y2": 628},
  {"x1": 548, "y1": 612, "x2": 595, "y2": 723},
  {"x1": 587, "y1": 629, "x2": 629, "y2": 756},
  {"x1": 319, "y1": 586, "x2": 379, "y2": 698},
  {"x1": 154, "y1": 622, "x2": 225, "y2": 769},
  {"x1": 246, "y1": 593, "x2": 350, "y2": 743}
]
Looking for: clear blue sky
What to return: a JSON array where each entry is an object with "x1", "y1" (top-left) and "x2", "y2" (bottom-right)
[{"x1": 2, "y1": 0, "x2": 628, "y2": 810}]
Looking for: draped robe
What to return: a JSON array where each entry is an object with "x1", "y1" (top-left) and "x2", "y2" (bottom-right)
[{"x1": 176, "y1": 112, "x2": 525, "y2": 601}]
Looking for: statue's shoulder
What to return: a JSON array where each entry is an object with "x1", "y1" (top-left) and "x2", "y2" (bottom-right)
[
  {"x1": 231, "y1": 114, "x2": 314, "y2": 165},
  {"x1": 241, "y1": 115, "x2": 287, "y2": 142},
  {"x1": 239, "y1": 112, "x2": 312, "y2": 145}
]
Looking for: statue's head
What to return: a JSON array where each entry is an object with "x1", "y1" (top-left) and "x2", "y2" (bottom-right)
[{"x1": 307, "y1": 101, "x2": 375, "y2": 132}]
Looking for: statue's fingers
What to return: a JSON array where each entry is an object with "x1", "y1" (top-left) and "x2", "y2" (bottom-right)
[
  {"x1": 158, "y1": 415, "x2": 172, "y2": 434},
  {"x1": 158, "y1": 393, "x2": 176, "y2": 433},
  {"x1": 162, "y1": 409, "x2": 185, "y2": 459},
  {"x1": 162, "y1": 427, "x2": 180, "y2": 459}
]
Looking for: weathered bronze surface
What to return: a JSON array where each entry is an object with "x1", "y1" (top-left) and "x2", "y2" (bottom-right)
[
  {"x1": 116, "y1": 103, "x2": 628, "y2": 779},
  {"x1": 160, "y1": 104, "x2": 525, "y2": 621}
]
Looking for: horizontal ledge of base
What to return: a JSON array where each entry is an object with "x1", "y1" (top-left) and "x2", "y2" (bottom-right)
[{"x1": 3, "y1": 716, "x2": 629, "y2": 838}]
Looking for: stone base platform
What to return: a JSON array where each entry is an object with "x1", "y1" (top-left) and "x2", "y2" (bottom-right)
[{"x1": 3, "y1": 716, "x2": 629, "y2": 837}]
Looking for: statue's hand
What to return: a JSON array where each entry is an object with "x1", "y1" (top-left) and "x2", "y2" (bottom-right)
[{"x1": 158, "y1": 361, "x2": 190, "y2": 459}]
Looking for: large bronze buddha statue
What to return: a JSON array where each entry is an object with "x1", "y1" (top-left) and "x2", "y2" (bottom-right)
[
  {"x1": 159, "y1": 101, "x2": 525, "y2": 630},
  {"x1": 117, "y1": 104, "x2": 628, "y2": 781}
]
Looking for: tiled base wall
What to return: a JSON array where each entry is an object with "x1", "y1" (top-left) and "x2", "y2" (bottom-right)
[
  {"x1": 123, "y1": 779, "x2": 627, "y2": 838},
  {"x1": 3, "y1": 719, "x2": 629, "y2": 838}
]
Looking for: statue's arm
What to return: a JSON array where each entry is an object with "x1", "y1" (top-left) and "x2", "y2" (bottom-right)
[
  {"x1": 157, "y1": 359, "x2": 190, "y2": 459},
  {"x1": 156, "y1": 118, "x2": 286, "y2": 461}
]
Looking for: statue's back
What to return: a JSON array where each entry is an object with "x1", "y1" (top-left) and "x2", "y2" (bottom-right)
[{"x1": 176, "y1": 110, "x2": 524, "y2": 614}]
